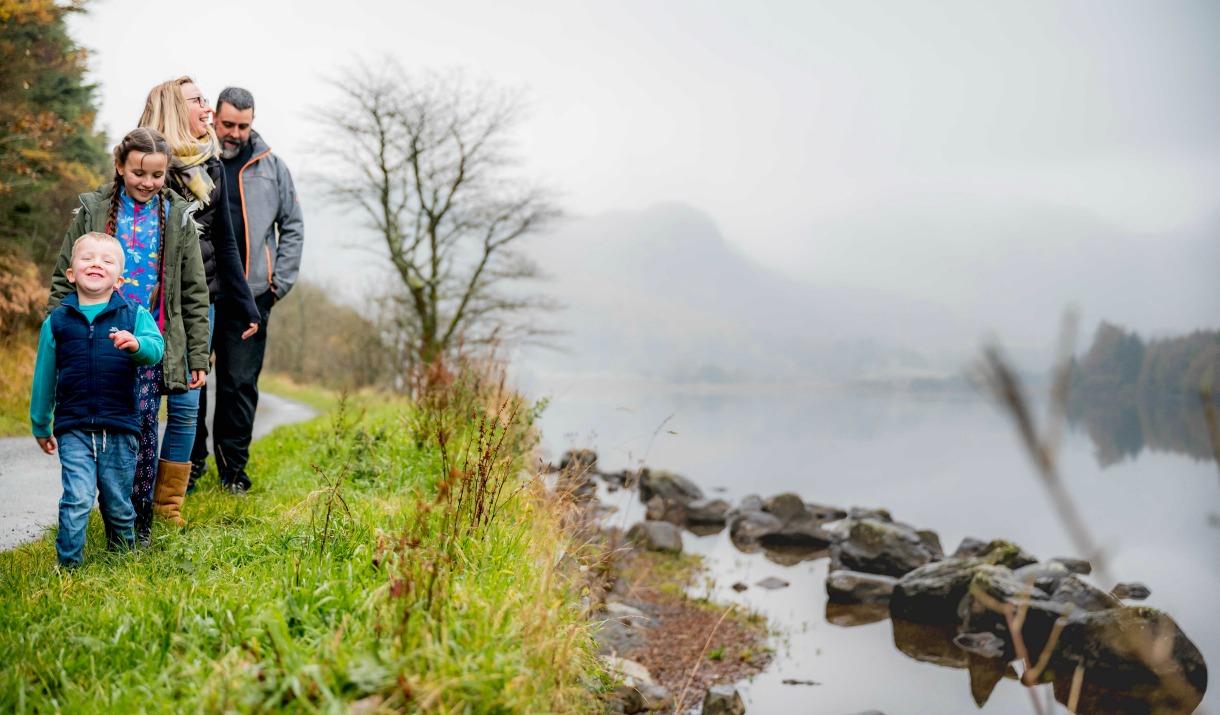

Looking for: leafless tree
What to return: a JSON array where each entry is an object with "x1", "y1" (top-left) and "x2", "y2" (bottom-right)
[{"x1": 316, "y1": 61, "x2": 561, "y2": 370}]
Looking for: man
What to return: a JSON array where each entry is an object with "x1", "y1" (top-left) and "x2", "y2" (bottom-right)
[{"x1": 191, "y1": 86, "x2": 303, "y2": 493}]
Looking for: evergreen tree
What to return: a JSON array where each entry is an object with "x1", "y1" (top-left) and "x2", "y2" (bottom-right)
[{"x1": 0, "y1": 0, "x2": 108, "y2": 269}]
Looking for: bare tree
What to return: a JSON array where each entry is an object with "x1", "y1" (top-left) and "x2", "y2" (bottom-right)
[{"x1": 316, "y1": 61, "x2": 561, "y2": 370}]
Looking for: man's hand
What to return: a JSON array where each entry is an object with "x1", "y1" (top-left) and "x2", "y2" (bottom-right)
[
  {"x1": 110, "y1": 329, "x2": 140, "y2": 353},
  {"x1": 36, "y1": 436, "x2": 57, "y2": 455},
  {"x1": 189, "y1": 369, "x2": 207, "y2": 389},
  {"x1": 241, "y1": 322, "x2": 259, "y2": 340}
]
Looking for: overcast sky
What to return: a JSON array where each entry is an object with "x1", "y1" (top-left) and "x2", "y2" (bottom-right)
[{"x1": 70, "y1": 0, "x2": 1220, "y2": 348}]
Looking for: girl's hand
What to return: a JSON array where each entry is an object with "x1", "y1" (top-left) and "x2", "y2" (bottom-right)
[
  {"x1": 241, "y1": 322, "x2": 259, "y2": 340},
  {"x1": 189, "y1": 369, "x2": 207, "y2": 389},
  {"x1": 36, "y1": 436, "x2": 57, "y2": 455},
  {"x1": 110, "y1": 329, "x2": 140, "y2": 353}
]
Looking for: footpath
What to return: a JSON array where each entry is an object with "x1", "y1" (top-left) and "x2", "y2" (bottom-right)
[{"x1": 0, "y1": 384, "x2": 315, "y2": 550}]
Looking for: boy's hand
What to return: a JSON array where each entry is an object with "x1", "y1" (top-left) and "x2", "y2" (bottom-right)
[
  {"x1": 109, "y1": 329, "x2": 140, "y2": 353},
  {"x1": 36, "y1": 436, "x2": 57, "y2": 455}
]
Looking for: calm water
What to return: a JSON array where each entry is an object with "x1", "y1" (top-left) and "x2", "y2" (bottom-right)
[{"x1": 528, "y1": 376, "x2": 1219, "y2": 715}]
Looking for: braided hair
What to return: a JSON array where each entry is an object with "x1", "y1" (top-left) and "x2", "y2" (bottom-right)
[
  {"x1": 107, "y1": 127, "x2": 171, "y2": 234},
  {"x1": 108, "y1": 127, "x2": 171, "y2": 310}
]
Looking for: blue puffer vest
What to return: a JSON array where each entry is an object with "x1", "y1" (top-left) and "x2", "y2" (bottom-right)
[{"x1": 49, "y1": 292, "x2": 141, "y2": 436}]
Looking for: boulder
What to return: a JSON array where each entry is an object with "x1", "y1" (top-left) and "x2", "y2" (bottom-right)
[
  {"x1": 1111, "y1": 582, "x2": 1152, "y2": 601},
  {"x1": 956, "y1": 565, "x2": 1053, "y2": 646},
  {"x1": 953, "y1": 537, "x2": 990, "y2": 558},
  {"x1": 559, "y1": 448, "x2": 598, "y2": 473},
  {"x1": 849, "y1": 507, "x2": 892, "y2": 522},
  {"x1": 638, "y1": 468, "x2": 703, "y2": 505},
  {"x1": 826, "y1": 571, "x2": 898, "y2": 605},
  {"x1": 759, "y1": 517, "x2": 835, "y2": 549},
  {"x1": 728, "y1": 494, "x2": 764, "y2": 517},
  {"x1": 1047, "y1": 556, "x2": 1092, "y2": 575},
  {"x1": 686, "y1": 498, "x2": 731, "y2": 525},
  {"x1": 702, "y1": 684, "x2": 746, "y2": 715},
  {"x1": 627, "y1": 521, "x2": 683, "y2": 554},
  {"x1": 975, "y1": 539, "x2": 1038, "y2": 570},
  {"x1": 1051, "y1": 575, "x2": 1120, "y2": 612},
  {"x1": 636, "y1": 683, "x2": 673, "y2": 712},
  {"x1": 762, "y1": 492, "x2": 810, "y2": 523},
  {"x1": 830, "y1": 518, "x2": 942, "y2": 578},
  {"x1": 806, "y1": 502, "x2": 848, "y2": 522},
  {"x1": 1046, "y1": 607, "x2": 1207, "y2": 712},
  {"x1": 891, "y1": 558, "x2": 985, "y2": 624},
  {"x1": 602, "y1": 655, "x2": 654, "y2": 687},
  {"x1": 728, "y1": 510, "x2": 784, "y2": 551},
  {"x1": 1014, "y1": 561, "x2": 1073, "y2": 594}
]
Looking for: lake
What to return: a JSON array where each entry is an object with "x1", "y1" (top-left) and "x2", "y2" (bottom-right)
[{"x1": 528, "y1": 376, "x2": 1219, "y2": 715}]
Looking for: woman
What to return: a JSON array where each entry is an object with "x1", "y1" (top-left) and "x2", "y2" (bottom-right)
[{"x1": 138, "y1": 77, "x2": 260, "y2": 524}]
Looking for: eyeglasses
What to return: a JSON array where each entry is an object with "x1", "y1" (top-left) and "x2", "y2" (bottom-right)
[{"x1": 185, "y1": 95, "x2": 209, "y2": 107}]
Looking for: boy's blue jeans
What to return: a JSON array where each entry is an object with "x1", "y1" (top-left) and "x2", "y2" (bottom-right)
[{"x1": 56, "y1": 428, "x2": 139, "y2": 567}]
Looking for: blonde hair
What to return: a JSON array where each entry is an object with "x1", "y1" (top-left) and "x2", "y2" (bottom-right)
[
  {"x1": 138, "y1": 75, "x2": 218, "y2": 153},
  {"x1": 71, "y1": 232, "x2": 126, "y2": 274}
]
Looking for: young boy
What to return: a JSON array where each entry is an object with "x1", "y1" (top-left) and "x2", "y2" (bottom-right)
[{"x1": 30, "y1": 232, "x2": 164, "y2": 567}]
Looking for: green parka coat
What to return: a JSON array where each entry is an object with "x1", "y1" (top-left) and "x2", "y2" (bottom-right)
[{"x1": 49, "y1": 183, "x2": 210, "y2": 393}]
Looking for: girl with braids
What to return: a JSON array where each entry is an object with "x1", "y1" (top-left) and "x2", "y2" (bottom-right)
[
  {"x1": 139, "y1": 77, "x2": 260, "y2": 494},
  {"x1": 49, "y1": 127, "x2": 210, "y2": 546}
]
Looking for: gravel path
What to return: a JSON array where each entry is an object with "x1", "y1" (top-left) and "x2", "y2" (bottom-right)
[{"x1": 0, "y1": 384, "x2": 316, "y2": 550}]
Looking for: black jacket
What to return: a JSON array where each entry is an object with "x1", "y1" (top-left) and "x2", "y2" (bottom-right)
[{"x1": 170, "y1": 158, "x2": 260, "y2": 325}]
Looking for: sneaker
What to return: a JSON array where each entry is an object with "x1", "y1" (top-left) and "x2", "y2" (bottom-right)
[{"x1": 223, "y1": 481, "x2": 248, "y2": 496}]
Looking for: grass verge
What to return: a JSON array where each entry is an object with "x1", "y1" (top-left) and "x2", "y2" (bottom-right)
[
  {"x1": 0, "y1": 327, "x2": 37, "y2": 437},
  {"x1": 0, "y1": 374, "x2": 603, "y2": 712}
]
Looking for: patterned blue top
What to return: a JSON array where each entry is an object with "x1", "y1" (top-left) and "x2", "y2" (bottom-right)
[{"x1": 114, "y1": 186, "x2": 161, "y2": 318}]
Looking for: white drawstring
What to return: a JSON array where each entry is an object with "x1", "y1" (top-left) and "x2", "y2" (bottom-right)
[
  {"x1": 91, "y1": 431, "x2": 96, "y2": 457},
  {"x1": 102, "y1": 429, "x2": 107, "y2": 453}
]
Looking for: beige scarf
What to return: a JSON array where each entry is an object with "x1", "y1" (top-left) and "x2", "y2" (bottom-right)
[{"x1": 171, "y1": 136, "x2": 218, "y2": 205}]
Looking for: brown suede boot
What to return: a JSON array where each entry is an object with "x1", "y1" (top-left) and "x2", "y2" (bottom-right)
[{"x1": 152, "y1": 459, "x2": 191, "y2": 527}]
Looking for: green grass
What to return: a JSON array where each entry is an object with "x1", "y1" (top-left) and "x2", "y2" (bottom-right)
[
  {"x1": 0, "y1": 328, "x2": 37, "y2": 437},
  {"x1": 0, "y1": 390, "x2": 603, "y2": 713}
]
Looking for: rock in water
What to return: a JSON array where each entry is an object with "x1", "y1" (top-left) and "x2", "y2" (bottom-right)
[
  {"x1": 826, "y1": 570, "x2": 898, "y2": 605},
  {"x1": 1047, "y1": 556, "x2": 1092, "y2": 575},
  {"x1": 890, "y1": 558, "x2": 985, "y2": 624},
  {"x1": 702, "y1": 684, "x2": 746, "y2": 715},
  {"x1": 831, "y1": 518, "x2": 942, "y2": 577},
  {"x1": 1110, "y1": 581, "x2": 1152, "y2": 600},
  {"x1": 626, "y1": 521, "x2": 683, "y2": 554},
  {"x1": 638, "y1": 468, "x2": 703, "y2": 505},
  {"x1": 762, "y1": 492, "x2": 810, "y2": 523},
  {"x1": 1050, "y1": 575, "x2": 1120, "y2": 612},
  {"x1": 756, "y1": 576, "x2": 790, "y2": 590},
  {"x1": 558, "y1": 448, "x2": 598, "y2": 473},
  {"x1": 1048, "y1": 607, "x2": 1207, "y2": 713}
]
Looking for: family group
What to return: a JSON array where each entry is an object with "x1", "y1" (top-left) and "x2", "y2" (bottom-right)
[{"x1": 29, "y1": 77, "x2": 305, "y2": 568}]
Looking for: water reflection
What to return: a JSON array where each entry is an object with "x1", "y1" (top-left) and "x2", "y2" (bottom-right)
[
  {"x1": 1068, "y1": 393, "x2": 1220, "y2": 467},
  {"x1": 534, "y1": 379, "x2": 1220, "y2": 713}
]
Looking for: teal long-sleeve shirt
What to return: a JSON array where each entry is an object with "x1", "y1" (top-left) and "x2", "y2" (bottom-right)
[{"x1": 29, "y1": 299, "x2": 164, "y2": 438}]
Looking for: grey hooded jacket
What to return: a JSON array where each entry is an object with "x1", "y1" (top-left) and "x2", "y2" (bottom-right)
[{"x1": 230, "y1": 131, "x2": 304, "y2": 299}]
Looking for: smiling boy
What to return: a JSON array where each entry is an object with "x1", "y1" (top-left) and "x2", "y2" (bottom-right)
[{"x1": 30, "y1": 232, "x2": 164, "y2": 567}]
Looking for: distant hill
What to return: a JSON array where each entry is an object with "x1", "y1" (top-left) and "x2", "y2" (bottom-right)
[{"x1": 518, "y1": 202, "x2": 957, "y2": 381}]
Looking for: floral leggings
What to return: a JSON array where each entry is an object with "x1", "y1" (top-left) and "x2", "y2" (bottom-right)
[{"x1": 132, "y1": 363, "x2": 162, "y2": 526}]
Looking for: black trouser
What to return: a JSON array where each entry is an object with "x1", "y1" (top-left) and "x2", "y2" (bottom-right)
[{"x1": 193, "y1": 290, "x2": 273, "y2": 486}]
